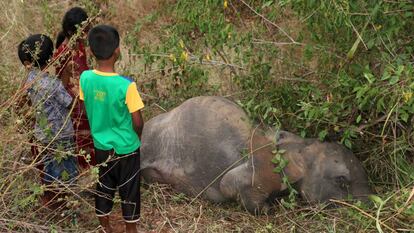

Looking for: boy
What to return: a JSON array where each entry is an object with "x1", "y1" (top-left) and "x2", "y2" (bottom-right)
[
  {"x1": 79, "y1": 25, "x2": 144, "y2": 233},
  {"x1": 18, "y1": 34, "x2": 79, "y2": 205}
]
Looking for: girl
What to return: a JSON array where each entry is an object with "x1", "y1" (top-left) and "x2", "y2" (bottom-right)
[{"x1": 54, "y1": 7, "x2": 95, "y2": 168}]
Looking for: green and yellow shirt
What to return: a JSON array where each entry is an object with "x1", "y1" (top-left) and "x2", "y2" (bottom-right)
[{"x1": 79, "y1": 70, "x2": 144, "y2": 154}]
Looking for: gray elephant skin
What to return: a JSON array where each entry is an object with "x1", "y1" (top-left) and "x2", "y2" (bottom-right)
[{"x1": 141, "y1": 96, "x2": 372, "y2": 214}]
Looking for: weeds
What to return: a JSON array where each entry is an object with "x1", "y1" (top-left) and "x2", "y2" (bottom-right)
[{"x1": 0, "y1": 0, "x2": 412, "y2": 232}]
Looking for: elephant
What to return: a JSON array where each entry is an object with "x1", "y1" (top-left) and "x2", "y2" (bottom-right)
[{"x1": 140, "y1": 96, "x2": 372, "y2": 214}]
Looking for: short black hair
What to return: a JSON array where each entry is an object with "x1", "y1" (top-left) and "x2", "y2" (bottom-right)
[
  {"x1": 17, "y1": 40, "x2": 30, "y2": 65},
  {"x1": 88, "y1": 25, "x2": 120, "y2": 60},
  {"x1": 17, "y1": 34, "x2": 54, "y2": 68},
  {"x1": 62, "y1": 7, "x2": 88, "y2": 38},
  {"x1": 55, "y1": 31, "x2": 66, "y2": 49}
]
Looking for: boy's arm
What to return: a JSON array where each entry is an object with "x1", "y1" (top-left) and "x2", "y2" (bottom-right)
[
  {"x1": 16, "y1": 79, "x2": 31, "y2": 111},
  {"x1": 16, "y1": 92, "x2": 29, "y2": 110},
  {"x1": 60, "y1": 60, "x2": 79, "y2": 91},
  {"x1": 126, "y1": 82, "x2": 145, "y2": 138},
  {"x1": 79, "y1": 79, "x2": 84, "y2": 102},
  {"x1": 55, "y1": 79, "x2": 73, "y2": 109},
  {"x1": 131, "y1": 110, "x2": 144, "y2": 139}
]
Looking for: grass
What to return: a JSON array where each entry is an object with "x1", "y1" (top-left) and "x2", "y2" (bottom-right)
[{"x1": 0, "y1": 0, "x2": 413, "y2": 232}]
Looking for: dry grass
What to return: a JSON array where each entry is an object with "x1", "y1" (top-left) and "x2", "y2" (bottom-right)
[{"x1": 0, "y1": 0, "x2": 413, "y2": 232}]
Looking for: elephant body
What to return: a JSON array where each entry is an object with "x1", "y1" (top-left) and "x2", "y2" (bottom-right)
[{"x1": 141, "y1": 96, "x2": 372, "y2": 213}]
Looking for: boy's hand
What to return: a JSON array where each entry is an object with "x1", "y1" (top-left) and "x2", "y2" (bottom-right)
[
  {"x1": 61, "y1": 60, "x2": 79, "y2": 88},
  {"x1": 70, "y1": 78, "x2": 79, "y2": 96}
]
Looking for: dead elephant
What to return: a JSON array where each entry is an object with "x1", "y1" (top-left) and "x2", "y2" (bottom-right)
[{"x1": 141, "y1": 96, "x2": 372, "y2": 214}]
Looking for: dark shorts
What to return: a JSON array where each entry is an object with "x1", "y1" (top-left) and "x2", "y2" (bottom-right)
[{"x1": 95, "y1": 147, "x2": 141, "y2": 222}]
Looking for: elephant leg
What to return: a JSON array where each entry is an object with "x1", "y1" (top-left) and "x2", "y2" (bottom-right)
[{"x1": 141, "y1": 167, "x2": 167, "y2": 184}]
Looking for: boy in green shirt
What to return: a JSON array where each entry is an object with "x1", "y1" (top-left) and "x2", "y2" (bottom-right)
[{"x1": 79, "y1": 25, "x2": 144, "y2": 233}]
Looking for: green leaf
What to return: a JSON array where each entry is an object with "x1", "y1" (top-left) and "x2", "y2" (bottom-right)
[
  {"x1": 304, "y1": 44, "x2": 314, "y2": 60},
  {"x1": 347, "y1": 36, "x2": 361, "y2": 60},
  {"x1": 273, "y1": 167, "x2": 283, "y2": 173},
  {"x1": 275, "y1": 153, "x2": 281, "y2": 160},
  {"x1": 300, "y1": 130, "x2": 306, "y2": 138},
  {"x1": 318, "y1": 129, "x2": 328, "y2": 140},
  {"x1": 366, "y1": 38, "x2": 375, "y2": 49},
  {"x1": 262, "y1": 0, "x2": 274, "y2": 9},
  {"x1": 400, "y1": 110, "x2": 409, "y2": 122},
  {"x1": 278, "y1": 149, "x2": 286, "y2": 154},
  {"x1": 32, "y1": 184, "x2": 44, "y2": 196},
  {"x1": 356, "y1": 115, "x2": 362, "y2": 124},
  {"x1": 281, "y1": 198, "x2": 293, "y2": 209},
  {"x1": 369, "y1": 194, "x2": 384, "y2": 206},
  {"x1": 396, "y1": 65, "x2": 404, "y2": 76},
  {"x1": 344, "y1": 139, "x2": 352, "y2": 149},
  {"x1": 363, "y1": 72, "x2": 375, "y2": 84},
  {"x1": 389, "y1": 76, "x2": 399, "y2": 85},
  {"x1": 280, "y1": 158, "x2": 289, "y2": 168},
  {"x1": 381, "y1": 70, "x2": 390, "y2": 80},
  {"x1": 266, "y1": 223, "x2": 273, "y2": 230},
  {"x1": 61, "y1": 170, "x2": 70, "y2": 181},
  {"x1": 404, "y1": 11, "x2": 413, "y2": 17}
]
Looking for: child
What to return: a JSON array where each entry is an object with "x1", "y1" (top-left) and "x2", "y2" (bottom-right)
[
  {"x1": 18, "y1": 34, "x2": 79, "y2": 205},
  {"x1": 17, "y1": 40, "x2": 42, "y2": 175},
  {"x1": 54, "y1": 6, "x2": 95, "y2": 168},
  {"x1": 79, "y1": 25, "x2": 144, "y2": 233}
]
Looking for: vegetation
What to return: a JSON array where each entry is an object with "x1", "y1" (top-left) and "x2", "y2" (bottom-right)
[{"x1": 0, "y1": 0, "x2": 412, "y2": 232}]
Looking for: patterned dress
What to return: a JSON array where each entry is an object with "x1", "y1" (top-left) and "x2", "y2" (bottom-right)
[{"x1": 54, "y1": 40, "x2": 95, "y2": 167}]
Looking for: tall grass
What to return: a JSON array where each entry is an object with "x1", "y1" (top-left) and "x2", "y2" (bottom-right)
[{"x1": 0, "y1": 0, "x2": 412, "y2": 232}]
